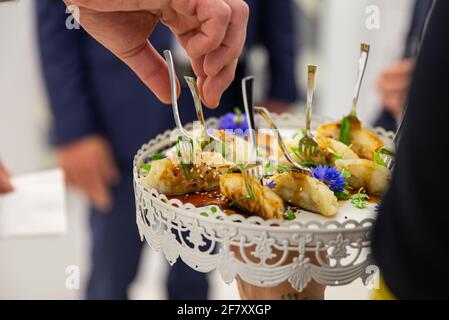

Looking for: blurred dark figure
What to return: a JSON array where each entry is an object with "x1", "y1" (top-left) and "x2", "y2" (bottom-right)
[
  {"x1": 35, "y1": 0, "x2": 298, "y2": 299},
  {"x1": 374, "y1": 0, "x2": 433, "y2": 131},
  {"x1": 373, "y1": 0, "x2": 449, "y2": 299}
]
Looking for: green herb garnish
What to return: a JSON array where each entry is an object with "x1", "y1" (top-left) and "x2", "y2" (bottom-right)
[
  {"x1": 277, "y1": 165, "x2": 297, "y2": 173},
  {"x1": 234, "y1": 107, "x2": 243, "y2": 124},
  {"x1": 264, "y1": 161, "x2": 276, "y2": 175},
  {"x1": 150, "y1": 152, "x2": 166, "y2": 160},
  {"x1": 327, "y1": 148, "x2": 343, "y2": 160},
  {"x1": 341, "y1": 169, "x2": 351, "y2": 179},
  {"x1": 291, "y1": 146, "x2": 321, "y2": 167},
  {"x1": 229, "y1": 183, "x2": 255, "y2": 207},
  {"x1": 339, "y1": 116, "x2": 351, "y2": 145},
  {"x1": 175, "y1": 136, "x2": 191, "y2": 179},
  {"x1": 373, "y1": 151, "x2": 387, "y2": 167},
  {"x1": 335, "y1": 191, "x2": 351, "y2": 200},
  {"x1": 351, "y1": 188, "x2": 370, "y2": 209},
  {"x1": 283, "y1": 208, "x2": 296, "y2": 220},
  {"x1": 140, "y1": 162, "x2": 152, "y2": 173},
  {"x1": 229, "y1": 194, "x2": 254, "y2": 207},
  {"x1": 299, "y1": 161, "x2": 317, "y2": 168}
]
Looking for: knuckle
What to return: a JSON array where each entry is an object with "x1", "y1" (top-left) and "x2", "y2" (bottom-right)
[
  {"x1": 228, "y1": 46, "x2": 240, "y2": 59},
  {"x1": 239, "y1": 1, "x2": 250, "y2": 19},
  {"x1": 216, "y1": 3, "x2": 232, "y2": 23}
]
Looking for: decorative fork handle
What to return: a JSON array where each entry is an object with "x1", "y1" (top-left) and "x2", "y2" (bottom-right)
[
  {"x1": 163, "y1": 50, "x2": 191, "y2": 139},
  {"x1": 350, "y1": 43, "x2": 370, "y2": 117},
  {"x1": 184, "y1": 76, "x2": 208, "y2": 138},
  {"x1": 242, "y1": 76, "x2": 257, "y2": 161},
  {"x1": 305, "y1": 65, "x2": 317, "y2": 136},
  {"x1": 254, "y1": 106, "x2": 312, "y2": 175}
]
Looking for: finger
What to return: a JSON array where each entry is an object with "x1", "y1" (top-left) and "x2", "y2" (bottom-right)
[
  {"x1": 377, "y1": 73, "x2": 411, "y2": 93},
  {"x1": 82, "y1": 168, "x2": 112, "y2": 213},
  {"x1": 0, "y1": 163, "x2": 13, "y2": 193},
  {"x1": 189, "y1": 55, "x2": 206, "y2": 78},
  {"x1": 57, "y1": 156, "x2": 82, "y2": 189},
  {"x1": 201, "y1": 59, "x2": 238, "y2": 108},
  {"x1": 203, "y1": 0, "x2": 249, "y2": 76},
  {"x1": 380, "y1": 58, "x2": 415, "y2": 78},
  {"x1": 180, "y1": 0, "x2": 232, "y2": 58},
  {"x1": 97, "y1": 153, "x2": 121, "y2": 185},
  {"x1": 118, "y1": 41, "x2": 176, "y2": 104},
  {"x1": 64, "y1": 0, "x2": 166, "y2": 12}
]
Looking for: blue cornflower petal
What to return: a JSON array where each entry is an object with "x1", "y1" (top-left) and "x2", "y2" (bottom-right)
[
  {"x1": 267, "y1": 181, "x2": 276, "y2": 189},
  {"x1": 218, "y1": 111, "x2": 249, "y2": 131},
  {"x1": 374, "y1": 201, "x2": 382, "y2": 214},
  {"x1": 312, "y1": 165, "x2": 346, "y2": 192}
]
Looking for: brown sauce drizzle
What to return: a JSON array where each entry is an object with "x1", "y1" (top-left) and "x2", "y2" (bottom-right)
[{"x1": 167, "y1": 188, "x2": 244, "y2": 215}]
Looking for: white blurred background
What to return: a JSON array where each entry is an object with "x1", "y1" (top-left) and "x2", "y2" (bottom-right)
[{"x1": 0, "y1": 0, "x2": 413, "y2": 299}]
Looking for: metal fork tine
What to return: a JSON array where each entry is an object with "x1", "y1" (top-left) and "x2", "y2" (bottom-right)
[
  {"x1": 254, "y1": 106, "x2": 312, "y2": 175},
  {"x1": 242, "y1": 76, "x2": 263, "y2": 184},
  {"x1": 164, "y1": 50, "x2": 193, "y2": 162},
  {"x1": 298, "y1": 65, "x2": 319, "y2": 159}
]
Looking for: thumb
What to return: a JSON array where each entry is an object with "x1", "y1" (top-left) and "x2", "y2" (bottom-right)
[{"x1": 119, "y1": 41, "x2": 179, "y2": 104}]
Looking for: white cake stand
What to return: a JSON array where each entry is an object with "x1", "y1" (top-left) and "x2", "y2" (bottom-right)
[{"x1": 133, "y1": 113, "x2": 394, "y2": 292}]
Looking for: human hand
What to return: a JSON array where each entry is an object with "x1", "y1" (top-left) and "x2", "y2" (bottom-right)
[
  {"x1": 64, "y1": 0, "x2": 249, "y2": 108},
  {"x1": 57, "y1": 135, "x2": 120, "y2": 212},
  {"x1": 0, "y1": 162, "x2": 13, "y2": 194},
  {"x1": 377, "y1": 58, "x2": 415, "y2": 121}
]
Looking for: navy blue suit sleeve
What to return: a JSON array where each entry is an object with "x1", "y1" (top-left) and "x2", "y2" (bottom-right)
[
  {"x1": 261, "y1": 0, "x2": 299, "y2": 103},
  {"x1": 35, "y1": 0, "x2": 97, "y2": 145}
]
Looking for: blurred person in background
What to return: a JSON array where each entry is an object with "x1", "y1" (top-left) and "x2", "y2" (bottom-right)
[
  {"x1": 374, "y1": 0, "x2": 433, "y2": 131},
  {"x1": 36, "y1": 0, "x2": 298, "y2": 299}
]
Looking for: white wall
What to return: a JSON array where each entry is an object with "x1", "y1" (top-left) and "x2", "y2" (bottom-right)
[
  {"x1": 317, "y1": 0, "x2": 413, "y2": 123},
  {"x1": 0, "y1": 0, "x2": 87, "y2": 300}
]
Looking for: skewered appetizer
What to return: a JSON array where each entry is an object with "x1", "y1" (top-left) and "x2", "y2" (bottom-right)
[
  {"x1": 316, "y1": 120, "x2": 384, "y2": 160},
  {"x1": 219, "y1": 173, "x2": 285, "y2": 219},
  {"x1": 139, "y1": 109, "x2": 391, "y2": 222},
  {"x1": 335, "y1": 159, "x2": 390, "y2": 195},
  {"x1": 273, "y1": 171, "x2": 339, "y2": 217}
]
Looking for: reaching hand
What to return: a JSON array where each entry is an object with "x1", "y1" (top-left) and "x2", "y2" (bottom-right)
[
  {"x1": 0, "y1": 162, "x2": 13, "y2": 194},
  {"x1": 377, "y1": 58, "x2": 415, "y2": 121},
  {"x1": 57, "y1": 135, "x2": 121, "y2": 213},
  {"x1": 64, "y1": 0, "x2": 249, "y2": 108}
]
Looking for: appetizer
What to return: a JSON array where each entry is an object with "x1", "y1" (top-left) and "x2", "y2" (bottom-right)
[
  {"x1": 273, "y1": 171, "x2": 339, "y2": 217},
  {"x1": 144, "y1": 156, "x2": 221, "y2": 195},
  {"x1": 335, "y1": 159, "x2": 390, "y2": 195},
  {"x1": 283, "y1": 136, "x2": 359, "y2": 167},
  {"x1": 219, "y1": 173, "x2": 285, "y2": 219},
  {"x1": 316, "y1": 120, "x2": 384, "y2": 160},
  {"x1": 140, "y1": 108, "x2": 390, "y2": 221}
]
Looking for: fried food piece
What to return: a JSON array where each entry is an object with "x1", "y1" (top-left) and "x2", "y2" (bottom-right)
[
  {"x1": 316, "y1": 137, "x2": 359, "y2": 163},
  {"x1": 335, "y1": 159, "x2": 391, "y2": 195},
  {"x1": 143, "y1": 157, "x2": 221, "y2": 195},
  {"x1": 219, "y1": 173, "x2": 284, "y2": 219},
  {"x1": 273, "y1": 172, "x2": 338, "y2": 217},
  {"x1": 207, "y1": 130, "x2": 252, "y2": 165},
  {"x1": 316, "y1": 123, "x2": 384, "y2": 160},
  {"x1": 281, "y1": 136, "x2": 358, "y2": 167}
]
